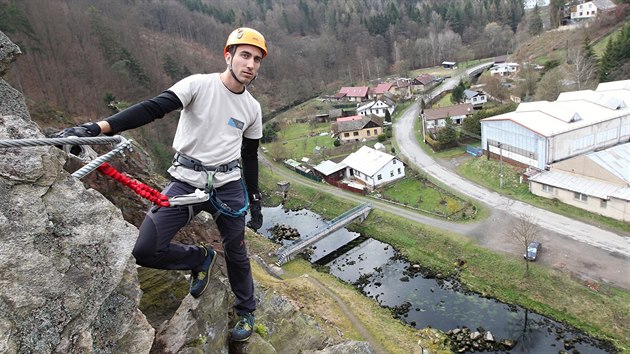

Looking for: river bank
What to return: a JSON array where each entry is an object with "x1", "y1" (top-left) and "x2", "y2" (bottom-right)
[{"x1": 258, "y1": 166, "x2": 630, "y2": 353}]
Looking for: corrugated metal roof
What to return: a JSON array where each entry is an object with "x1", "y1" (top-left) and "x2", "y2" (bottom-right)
[
  {"x1": 597, "y1": 79, "x2": 630, "y2": 91},
  {"x1": 557, "y1": 90, "x2": 625, "y2": 110},
  {"x1": 341, "y1": 146, "x2": 396, "y2": 177},
  {"x1": 313, "y1": 160, "x2": 346, "y2": 176},
  {"x1": 587, "y1": 143, "x2": 630, "y2": 184},
  {"x1": 484, "y1": 88, "x2": 630, "y2": 137},
  {"x1": 529, "y1": 170, "x2": 628, "y2": 200}
]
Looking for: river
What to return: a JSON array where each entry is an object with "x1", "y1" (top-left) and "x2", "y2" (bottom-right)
[{"x1": 256, "y1": 205, "x2": 615, "y2": 353}]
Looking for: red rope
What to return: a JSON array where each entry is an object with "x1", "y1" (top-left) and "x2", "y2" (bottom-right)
[{"x1": 97, "y1": 162, "x2": 170, "y2": 207}]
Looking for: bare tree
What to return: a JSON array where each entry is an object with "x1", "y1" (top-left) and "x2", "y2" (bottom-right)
[
  {"x1": 509, "y1": 213, "x2": 541, "y2": 276},
  {"x1": 565, "y1": 47, "x2": 597, "y2": 91}
]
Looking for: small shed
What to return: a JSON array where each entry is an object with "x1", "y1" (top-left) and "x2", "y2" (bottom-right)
[{"x1": 442, "y1": 61, "x2": 457, "y2": 69}]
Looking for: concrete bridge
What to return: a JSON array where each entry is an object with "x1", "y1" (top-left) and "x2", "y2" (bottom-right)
[{"x1": 276, "y1": 202, "x2": 372, "y2": 266}]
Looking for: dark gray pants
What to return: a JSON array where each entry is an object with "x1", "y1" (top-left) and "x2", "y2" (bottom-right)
[{"x1": 132, "y1": 179, "x2": 255, "y2": 314}]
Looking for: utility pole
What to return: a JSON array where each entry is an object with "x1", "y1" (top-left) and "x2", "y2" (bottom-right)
[{"x1": 498, "y1": 142, "x2": 504, "y2": 189}]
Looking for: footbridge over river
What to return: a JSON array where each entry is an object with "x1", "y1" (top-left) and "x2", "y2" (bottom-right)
[{"x1": 276, "y1": 202, "x2": 372, "y2": 266}]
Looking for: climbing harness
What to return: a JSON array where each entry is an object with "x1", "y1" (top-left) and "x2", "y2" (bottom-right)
[{"x1": 171, "y1": 151, "x2": 249, "y2": 217}]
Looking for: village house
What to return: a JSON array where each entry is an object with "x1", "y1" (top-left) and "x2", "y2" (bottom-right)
[
  {"x1": 335, "y1": 86, "x2": 370, "y2": 102},
  {"x1": 421, "y1": 103, "x2": 474, "y2": 131},
  {"x1": 357, "y1": 97, "x2": 395, "y2": 118},
  {"x1": 463, "y1": 89, "x2": 487, "y2": 107},
  {"x1": 340, "y1": 146, "x2": 405, "y2": 191},
  {"x1": 373, "y1": 82, "x2": 395, "y2": 98},
  {"x1": 523, "y1": 0, "x2": 550, "y2": 10},
  {"x1": 392, "y1": 78, "x2": 413, "y2": 99},
  {"x1": 490, "y1": 62, "x2": 519, "y2": 76},
  {"x1": 571, "y1": 0, "x2": 616, "y2": 20},
  {"x1": 412, "y1": 73, "x2": 436, "y2": 92},
  {"x1": 334, "y1": 115, "x2": 384, "y2": 144}
]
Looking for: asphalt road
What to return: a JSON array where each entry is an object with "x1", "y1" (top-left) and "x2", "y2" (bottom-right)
[{"x1": 393, "y1": 66, "x2": 630, "y2": 288}]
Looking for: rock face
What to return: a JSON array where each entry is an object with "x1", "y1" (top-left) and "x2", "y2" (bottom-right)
[
  {"x1": 0, "y1": 30, "x2": 153, "y2": 353},
  {"x1": 0, "y1": 30, "x2": 376, "y2": 354}
]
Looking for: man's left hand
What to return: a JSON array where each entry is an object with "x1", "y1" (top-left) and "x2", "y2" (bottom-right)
[{"x1": 247, "y1": 194, "x2": 263, "y2": 231}]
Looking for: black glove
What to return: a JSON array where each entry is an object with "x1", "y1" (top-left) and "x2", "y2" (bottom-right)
[
  {"x1": 55, "y1": 122, "x2": 101, "y2": 139},
  {"x1": 247, "y1": 193, "x2": 263, "y2": 231},
  {"x1": 53, "y1": 122, "x2": 101, "y2": 156}
]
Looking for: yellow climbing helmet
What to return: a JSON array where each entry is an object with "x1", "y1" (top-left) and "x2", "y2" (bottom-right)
[{"x1": 224, "y1": 27, "x2": 268, "y2": 58}]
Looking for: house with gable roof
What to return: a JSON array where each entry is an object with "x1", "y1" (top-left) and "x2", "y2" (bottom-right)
[
  {"x1": 341, "y1": 145, "x2": 405, "y2": 190},
  {"x1": 336, "y1": 86, "x2": 370, "y2": 102},
  {"x1": 373, "y1": 82, "x2": 395, "y2": 98},
  {"x1": 571, "y1": 0, "x2": 616, "y2": 20},
  {"x1": 357, "y1": 97, "x2": 395, "y2": 118},
  {"x1": 333, "y1": 115, "x2": 383, "y2": 144},
  {"x1": 412, "y1": 73, "x2": 436, "y2": 92},
  {"x1": 463, "y1": 89, "x2": 487, "y2": 107},
  {"x1": 422, "y1": 103, "x2": 474, "y2": 131}
]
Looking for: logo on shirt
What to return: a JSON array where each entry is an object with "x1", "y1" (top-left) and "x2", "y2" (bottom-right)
[{"x1": 228, "y1": 117, "x2": 244, "y2": 130}]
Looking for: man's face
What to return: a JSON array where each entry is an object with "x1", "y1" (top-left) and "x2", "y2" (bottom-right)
[{"x1": 227, "y1": 44, "x2": 263, "y2": 84}]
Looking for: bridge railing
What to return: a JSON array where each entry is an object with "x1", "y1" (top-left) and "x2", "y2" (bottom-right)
[{"x1": 276, "y1": 202, "x2": 372, "y2": 265}]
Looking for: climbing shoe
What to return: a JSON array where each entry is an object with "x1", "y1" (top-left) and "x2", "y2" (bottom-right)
[
  {"x1": 230, "y1": 312, "x2": 255, "y2": 342},
  {"x1": 189, "y1": 244, "x2": 216, "y2": 298}
]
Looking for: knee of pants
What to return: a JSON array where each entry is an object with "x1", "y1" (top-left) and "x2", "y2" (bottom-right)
[{"x1": 133, "y1": 218, "x2": 162, "y2": 266}]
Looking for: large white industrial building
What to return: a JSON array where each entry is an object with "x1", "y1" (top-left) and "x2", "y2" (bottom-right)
[
  {"x1": 480, "y1": 79, "x2": 630, "y2": 221},
  {"x1": 480, "y1": 80, "x2": 630, "y2": 170}
]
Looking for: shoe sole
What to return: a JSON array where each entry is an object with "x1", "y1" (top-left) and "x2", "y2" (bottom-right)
[
  {"x1": 192, "y1": 249, "x2": 217, "y2": 298},
  {"x1": 230, "y1": 334, "x2": 252, "y2": 342}
]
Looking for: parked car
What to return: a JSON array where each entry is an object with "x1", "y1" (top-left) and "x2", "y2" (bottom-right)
[{"x1": 524, "y1": 241, "x2": 542, "y2": 261}]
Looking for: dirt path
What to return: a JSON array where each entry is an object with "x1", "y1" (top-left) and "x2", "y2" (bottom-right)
[{"x1": 303, "y1": 274, "x2": 388, "y2": 354}]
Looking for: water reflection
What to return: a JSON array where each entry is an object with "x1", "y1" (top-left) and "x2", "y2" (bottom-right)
[{"x1": 256, "y1": 206, "x2": 613, "y2": 353}]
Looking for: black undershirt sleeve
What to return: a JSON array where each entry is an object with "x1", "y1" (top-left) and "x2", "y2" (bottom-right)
[
  {"x1": 105, "y1": 90, "x2": 183, "y2": 134},
  {"x1": 241, "y1": 137, "x2": 260, "y2": 197}
]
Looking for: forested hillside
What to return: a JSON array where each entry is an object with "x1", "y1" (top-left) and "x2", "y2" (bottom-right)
[
  {"x1": 1, "y1": 0, "x2": 627, "y2": 127},
  {"x1": 1, "y1": 0, "x2": 531, "y2": 118}
]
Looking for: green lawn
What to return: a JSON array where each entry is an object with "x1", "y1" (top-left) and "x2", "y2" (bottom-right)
[
  {"x1": 458, "y1": 157, "x2": 630, "y2": 233},
  {"x1": 380, "y1": 175, "x2": 473, "y2": 218}
]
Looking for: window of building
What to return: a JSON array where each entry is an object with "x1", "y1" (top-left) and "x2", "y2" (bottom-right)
[
  {"x1": 367, "y1": 130, "x2": 371, "y2": 136},
  {"x1": 374, "y1": 129, "x2": 378, "y2": 134},
  {"x1": 574, "y1": 192, "x2": 588, "y2": 202},
  {"x1": 542, "y1": 184, "x2": 553, "y2": 193},
  {"x1": 353, "y1": 131, "x2": 359, "y2": 136},
  {"x1": 344, "y1": 132, "x2": 349, "y2": 137},
  {"x1": 377, "y1": 174, "x2": 382, "y2": 180},
  {"x1": 600, "y1": 199, "x2": 607, "y2": 208},
  {"x1": 390, "y1": 171, "x2": 394, "y2": 177},
  {"x1": 393, "y1": 160, "x2": 396, "y2": 164},
  {"x1": 398, "y1": 168, "x2": 401, "y2": 174}
]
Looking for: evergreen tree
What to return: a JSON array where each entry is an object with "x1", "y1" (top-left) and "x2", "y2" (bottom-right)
[
  {"x1": 451, "y1": 80, "x2": 466, "y2": 103},
  {"x1": 437, "y1": 117, "x2": 457, "y2": 147},
  {"x1": 598, "y1": 23, "x2": 630, "y2": 82}
]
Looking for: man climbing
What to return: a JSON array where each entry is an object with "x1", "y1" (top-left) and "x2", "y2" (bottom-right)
[{"x1": 56, "y1": 27, "x2": 267, "y2": 342}]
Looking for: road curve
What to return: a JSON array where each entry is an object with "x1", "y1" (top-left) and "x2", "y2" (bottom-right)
[{"x1": 394, "y1": 80, "x2": 629, "y2": 259}]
